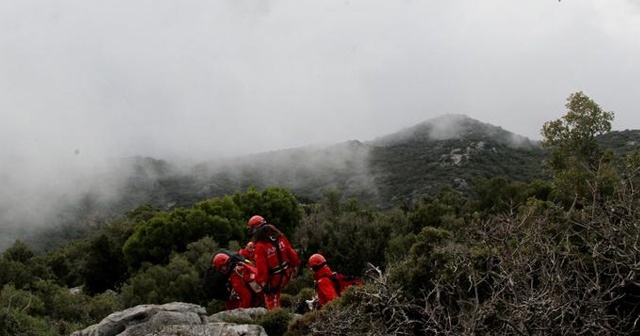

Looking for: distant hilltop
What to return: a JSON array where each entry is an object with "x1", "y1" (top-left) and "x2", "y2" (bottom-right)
[{"x1": 370, "y1": 114, "x2": 538, "y2": 149}]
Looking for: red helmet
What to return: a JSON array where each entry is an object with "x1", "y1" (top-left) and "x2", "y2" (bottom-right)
[
  {"x1": 308, "y1": 253, "x2": 327, "y2": 269},
  {"x1": 213, "y1": 253, "x2": 230, "y2": 273},
  {"x1": 247, "y1": 215, "x2": 266, "y2": 228}
]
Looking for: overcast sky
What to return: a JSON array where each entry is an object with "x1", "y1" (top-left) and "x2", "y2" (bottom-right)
[
  {"x1": 1, "y1": 0, "x2": 639, "y2": 247},
  {"x1": 1, "y1": 0, "x2": 639, "y2": 164}
]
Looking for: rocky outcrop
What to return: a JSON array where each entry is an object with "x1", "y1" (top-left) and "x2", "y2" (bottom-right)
[
  {"x1": 70, "y1": 302, "x2": 268, "y2": 336},
  {"x1": 207, "y1": 307, "x2": 268, "y2": 323}
]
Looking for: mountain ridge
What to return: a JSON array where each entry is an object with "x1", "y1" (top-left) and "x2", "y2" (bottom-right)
[
  {"x1": 369, "y1": 114, "x2": 538, "y2": 149},
  {"x1": 8, "y1": 114, "x2": 639, "y2": 251}
]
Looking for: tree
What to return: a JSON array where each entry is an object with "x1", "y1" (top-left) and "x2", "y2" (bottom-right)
[
  {"x1": 120, "y1": 254, "x2": 202, "y2": 307},
  {"x1": 233, "y1": 187, "x2": 303, "y2": 238},
  {"x1": 406, "y1": 188, "x2": 467, "y2": 233},
  {"x1": 3, "y1": 240, "x2": 34, "y2": 263},
  {"x1": 82, "y1": 233, "x2": 128, "y2": 295},
  {"x1": 541, "y1": 91, "x2": 616, "y2": 208},
  {"x1": 1, "y1": 241, "x2": 52, "y2": 290},
  {"x1": 123, "y1": 188, "x2": 300, "y2": 271},
  {"x1": 295, "y1": 192, "x2": 390, "y2": 275}
]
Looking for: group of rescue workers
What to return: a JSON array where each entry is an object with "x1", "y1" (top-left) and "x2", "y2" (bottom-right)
[{"x1": 210, "y1": 215, "x2": 355, "y2": 311}]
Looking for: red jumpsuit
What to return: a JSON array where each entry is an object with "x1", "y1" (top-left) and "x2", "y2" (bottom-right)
[
  {"x1": 313, "y1": 265, "x2": 338, "y2": 308},
  {"x1": 238, "y1": 247, "x2": 254, "y2": 264},
  {"x1": 253, "y1": 235, "x2": 301, "y2": 310},
  {"x1": 225, "y1": 262, "x2": 262, "y2": 310}
]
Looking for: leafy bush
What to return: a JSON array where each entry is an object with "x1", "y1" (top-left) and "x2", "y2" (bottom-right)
[
  {"x1": 256, "y1": 308, "x2": 293, "y2": 336},
  {"x1": 0, "y1": 309, "x2": 54, "y2": 336},
  {"x1": 232, "y1": 187, "x2": 303, "y2": 239},
  {"x1": 0, "y1": 284, "x2": 46, "y2": 316},
  {"x1": 295, "y1": 192, "x2": 391, "y2": 275},
  {"x1": 279, "y1": 293, "x2": 294, "y2": 310},
  {"x1": 86, "y1": 290, "x2": 123, "y2": 322},
  {"x1": 120, "y1": 254, "x2": 201, "y2": 307},
  {"x1": 82, "y1": 233, "x2": 128, "y2": 295},
  {"x1": 286, "y1": 309, "x2": 331, "y2": 336},
  {"x1": 281, "y1": 268, "x2": 313, "y2": 296},
  {"x1": 123, "y1": 188, "x2": 301, "y2": 271}
]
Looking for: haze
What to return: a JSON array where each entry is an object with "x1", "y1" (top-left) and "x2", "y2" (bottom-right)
[{"x1": 1, "y1": 0, "x2": 639, "y2": 249}]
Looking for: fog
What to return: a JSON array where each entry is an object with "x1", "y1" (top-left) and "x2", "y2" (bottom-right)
[{"x1": 1, "y1": 0, "x2": 639, "y2": 250}]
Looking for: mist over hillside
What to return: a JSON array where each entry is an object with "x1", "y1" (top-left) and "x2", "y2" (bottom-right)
[
  {"x1": 1, "y1": 114, "x2": 635, "y2": 252},
  {"x1": 371, "y1": 114, "x2": 538, "y2": 149},
  {"x1": 195, "y1": 139, "x2": 379, "y2": 205},
  {"x1": 0, "y1": 156, "x2": 129, "y2": 250}
]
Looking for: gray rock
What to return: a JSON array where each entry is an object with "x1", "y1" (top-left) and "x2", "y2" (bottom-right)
[
  {"x1": 208, "y1": 307, "x2": 268, "y2": 322},
  {"x1": 153, "y1": 323, "x2": 268, "y2": 336},
  {"x1": 70, "y1": 302, "x2": 267, "y2": 336}
]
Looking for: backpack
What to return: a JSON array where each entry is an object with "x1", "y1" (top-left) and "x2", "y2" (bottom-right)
[
  {"x1": 202, "y1": 248, "x2": 251, "y2": 300},
  {"x1": 328, "y1": 272, "x2": 363, "y2": 296}
]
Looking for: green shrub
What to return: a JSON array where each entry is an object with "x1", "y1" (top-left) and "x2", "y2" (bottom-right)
[
  {"x1": 0, "y1": 284, "x2": 46, "y2": 316},
  {"x1": 294, "y1": 192, "x2": 391, "y2": 276},
  {"x1": 120, "y1": 254, "x2": 201, "y2": 307},
  {"x1": 87, "y1": 290, "x2": 123, "y2": 322},
  {"x1": 282, "y1": 269, "x2": 313, "y2": 296},
  {"x1": 286, "y1": 309, "x2": 329, "y2": 336},
  {"x1": 0, "y1": 309, "x2": 55, "y2": 336},
  {"x1": 280, "y1": 293, "x2": 294, "y2": 309},
  {"x1": 388, "y1": 226, "x2": 455, "y2": 299},
  {"x1": 295, "y1": 287, "x2": 315, "y2": 302},
  {"x1": 205, "y1": 299, "x2": 225, "y2": 314},
  {"x1": 256, "y1": 308, "x2": 293, "y2": 336},
  {"x1": 223, "y1": 315, "x2": 253, "y2": 325}
]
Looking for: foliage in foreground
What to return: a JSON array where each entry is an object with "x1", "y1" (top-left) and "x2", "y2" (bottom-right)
[{"x1": 288, "y1": 191, "x2": 640, "y2": 335}]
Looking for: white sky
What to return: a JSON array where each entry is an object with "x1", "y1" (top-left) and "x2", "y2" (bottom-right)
[
  {"x1": 1, "y1": 0, "x2": 639, "y2": 163},
  {"x1": 1, "y1": 0, "x2": 639, "y2": 248}
]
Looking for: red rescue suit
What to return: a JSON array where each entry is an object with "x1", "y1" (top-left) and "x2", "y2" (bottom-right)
[
  {"x1": 225, "y1": 262, "x2": 262, "y2": 310},
  {"x1": 313, "y1": 264, "x2": 339, "y2": 308},
  {"x1": 238, "y1": 242, "x2": 255, "y2": 264},
  {"x1": 253, "y1": 235, "x2": 301, "y2": 310}
]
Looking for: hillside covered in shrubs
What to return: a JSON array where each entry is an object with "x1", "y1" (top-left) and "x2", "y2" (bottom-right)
[{"x1": 1, "y1": 92, "x2": 640, "y2": 335}]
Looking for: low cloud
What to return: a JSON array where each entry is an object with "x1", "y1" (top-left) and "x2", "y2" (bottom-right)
[{"x1": 1, "y1": 0, "x2": 638, "y2": 249}]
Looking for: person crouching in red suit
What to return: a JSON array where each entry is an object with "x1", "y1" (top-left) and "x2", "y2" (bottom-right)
[
  {"x1": 308, "y1": 253, "x2": 338, "y2": 308},
  {"x1": 212, "y1": 253, "x2": 263, "y2": 310}
]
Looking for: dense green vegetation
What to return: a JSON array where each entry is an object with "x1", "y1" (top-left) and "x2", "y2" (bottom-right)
[{"x1": 1, "y1": 92, "x2": 639, "y2": 335}]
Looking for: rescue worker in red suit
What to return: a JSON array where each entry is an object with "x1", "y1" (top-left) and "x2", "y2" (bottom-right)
[
  {"x1": 308, "y1": 253, "x2": 338, "y2": 308},
  {"x1": 247, "y1": 215, "x2": 301, "y2": 310},
  {"x1": 238, "y1": 241, "x2": 255, "y2": 264},
  {"x1": 212, "y1": 253, "x2": 262, "y2": 310}
]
